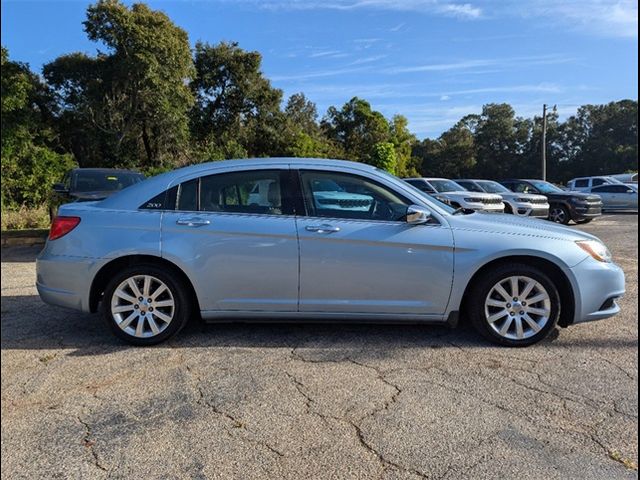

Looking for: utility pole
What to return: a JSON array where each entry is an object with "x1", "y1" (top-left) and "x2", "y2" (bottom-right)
[{"x1": 541, "y1": 103, "x2": 547, "y2": 181}]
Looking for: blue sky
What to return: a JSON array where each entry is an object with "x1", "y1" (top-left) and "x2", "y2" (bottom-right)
[{"x1": 1, "y1": 0, "x2": 637, "y2": 138}]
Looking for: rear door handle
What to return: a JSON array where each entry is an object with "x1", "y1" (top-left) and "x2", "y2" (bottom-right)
[
  {"x1": 305, "y1": 224, "x2": 340, "y2": 233},
  {"x1": 176, "y1": 217, "x2": 211, "y2": 227}
]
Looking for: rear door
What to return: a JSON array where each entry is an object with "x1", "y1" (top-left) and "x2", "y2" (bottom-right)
[
  {"x1": 160, "y1": 166, "x2": 300, "y2": 313},
  {"x1": 295, "y1": 168, "x2": 454, "y2": 316}
]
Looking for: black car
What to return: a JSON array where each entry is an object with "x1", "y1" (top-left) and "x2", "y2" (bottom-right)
[
  {"x1": 500, "y1": 179, "x2": 603, "y2": 225},
  {"x1": 50, "y1": 168, "x2": 145, "y2": 219}
]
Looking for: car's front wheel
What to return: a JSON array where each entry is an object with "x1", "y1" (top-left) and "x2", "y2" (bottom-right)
[
  {"x1": 102, "y1": 265, "x2": 192, "y2": 345},
  {"x1": 549, "y1": 205, "x2": 571, "y2": 225},
  {"x1": 467, "y1": 264, "x2": 560, "y2": 347}
]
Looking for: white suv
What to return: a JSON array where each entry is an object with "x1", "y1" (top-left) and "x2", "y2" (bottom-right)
[
  {"x1": 456, "y1": 179, "x2": 550, "y2": 218},
  {"x1": 404, "y1": 178, "x2": 504, "y2": 212},
  {"x1": 567, "y1": 176, "x2": 624, "y2": 192}
]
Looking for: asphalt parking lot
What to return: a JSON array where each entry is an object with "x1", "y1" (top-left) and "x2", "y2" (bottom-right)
[{"x1": 1, "y1": 214, "x2": 638, "y2": 479}]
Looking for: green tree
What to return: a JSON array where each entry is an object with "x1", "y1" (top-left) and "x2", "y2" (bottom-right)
[
  {"x1": 322, "y1": 97, "x2": 390, "y2": 163},
  {"x1": 369, "y1": 142, "x2": 397, "y2": 174},
  {"x1": 389, "y1": 115, "x2": 419, "y2": 177},
  {"x1": 1, "y1": 47, "x2": 75, "y2": 208},
  {"x1": 44, "y1": 0, "x2": 195, "y2": 169},
  {"x1": 191, "y1": 41, "x2": 284, "y2": 159}
]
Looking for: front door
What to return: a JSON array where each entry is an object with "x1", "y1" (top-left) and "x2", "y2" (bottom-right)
[
  {"x1": 295, "y1": 169, "x2": 455, "y2": 316},
  {"x1": 160, "y1": 167, "x2": 299, "y2": 312}
]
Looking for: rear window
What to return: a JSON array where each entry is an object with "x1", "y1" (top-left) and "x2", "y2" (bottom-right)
[
  {"x1": 574, "y1": 179, "x2": 589, "y2": 188},
  {"x1": 73, "y1": 171, "x2": 144, "y2": 192}
]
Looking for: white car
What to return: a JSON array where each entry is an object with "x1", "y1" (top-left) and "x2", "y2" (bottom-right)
[
  {"x1": 404, "y1": 178, "x2": 504, "y2": 212},
  {"x1": 456, "y1": 179, "x2": 550, "y2": 218},
  {"x1": 567, "y1": 176, "x2": 624, "y2": 192}
]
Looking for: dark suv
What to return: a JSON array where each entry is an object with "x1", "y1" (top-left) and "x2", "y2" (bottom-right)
[
  {"x1": 500, "y1": 179, "x2": 603, "y2": 225},
  {"x1": 50, "y1": 168, "x2": 145, "y2": 219}
]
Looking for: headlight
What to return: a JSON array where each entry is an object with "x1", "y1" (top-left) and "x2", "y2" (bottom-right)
[
  {"x1": 576, "y1": 240, "x2": 612, "y2": 263},
  {"x1": 571, "y1": 198, "x2": 588, "y2": 205},
  {"x1": 516, "y1": 197, "x2": 532, "y2": 203},
  {"x1": 464, "y1": 198, "x2": 483, "y2": 203}
]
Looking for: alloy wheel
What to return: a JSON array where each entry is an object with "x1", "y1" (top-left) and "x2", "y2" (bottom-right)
[
  {"x1": 110, "y1": 275, "x2": 175, "y2": 338},
  {"x1": 549, "y1": 207, "x2": 566, "y2": 223},
  {"x1": 484, "y1": 276, "x2": 551, "y2": 341}
]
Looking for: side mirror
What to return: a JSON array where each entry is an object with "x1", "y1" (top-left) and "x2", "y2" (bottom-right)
[
  {"x1": 406, "y1": 205, "x2": 432, "y2": 225},
  {"x1": 52, "y1": 183, "x2": 69, "y2": 195}
]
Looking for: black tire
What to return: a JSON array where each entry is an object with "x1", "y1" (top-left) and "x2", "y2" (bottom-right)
[
  {"x1": 467, "y1": 263, "x2": 561, "y2": 347},
  {"x1": 575, "y1": 218, "x2": 593, "y2": 224},
  {"x1": 101, "y1": 264, "x2": 192, "y2": 346},
  {"x1": 504, "y1": 203, "x2": 514, "y2": 214},
  {"x1": 549, "y1": 205, "x2": 571, "y2": 225}
]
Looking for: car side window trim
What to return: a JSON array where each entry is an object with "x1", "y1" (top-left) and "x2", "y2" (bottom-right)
[{"x1": 294, "y1": 168, "x2": 436, "y2": 225}]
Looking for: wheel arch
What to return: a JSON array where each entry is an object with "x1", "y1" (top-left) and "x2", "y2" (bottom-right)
[
  {"x1": 460, "y1": 255, "x2": 576, "y2": 328},
  {"x1": 89, "y1": 255, "x2": 200, "y2": 314}
]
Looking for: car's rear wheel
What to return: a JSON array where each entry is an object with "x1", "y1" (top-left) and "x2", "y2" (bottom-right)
[
  {"x1": 549, "y1": 205, "x2": 571, "y2": 225},
  {"x1": 102, "y1": 265, "x2": 192, "y2": 345},
  {"x1": 467, "y1": 264, "x2": 560, "y2": 347}
]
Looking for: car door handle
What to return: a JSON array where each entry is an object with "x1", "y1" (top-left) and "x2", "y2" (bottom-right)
[
  {"x1": 305, "y1": 224, "x2": 340, "y2": 233},
  {"x1": 176, "y1": 217, "x2": 211, "y2": 227}
]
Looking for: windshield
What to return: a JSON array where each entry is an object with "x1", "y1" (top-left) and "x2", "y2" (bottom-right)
[
  {"x1": 375, "y1": 169, "x2": 456, "y2": 214},
  {"x1": 529, "y1": 180, "x2": 562, "y2": 194},
  {"x1": 428, "y1": 179, "x2": 465, "y2": 193},
  {"x1": 73, "y1": 171, "x2": 144, "y2": 192},
  {"x1": 477, "y1": 180, "x2": 510, "y2": 194}
]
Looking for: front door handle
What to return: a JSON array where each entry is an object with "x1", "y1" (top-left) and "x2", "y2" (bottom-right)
[
  {"x1": 305, "y1": 224, "x2": 340, "y2": 233},
  {"x1": 176, "y1": 217, "x2": 211, "y2": 227}
]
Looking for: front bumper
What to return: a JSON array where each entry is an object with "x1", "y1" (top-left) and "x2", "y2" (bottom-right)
[
  {"x1": 512, "y1": 204, "x2": 550, "y2": 218},
  {"x1": 570, "y1": 257, "x2": 625, "y2": 324},
  {"x1": 570, "y1": 203, "x2": 603, "y2": 220},
  {"x1": 36, "y1": 251, "x2": 98, "y2": 313},
  {"x1": 466, "y1": 203, "x2": 505, "y2": 212}
]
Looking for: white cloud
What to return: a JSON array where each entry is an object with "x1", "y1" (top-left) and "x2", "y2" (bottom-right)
[
  {"x1": 226, "y1": 0, "x2": 483, "y2": 19},
  {"x1": 496, "y1": 0, "x2": 638, "y2": 38},
  {"x1": 385, "y1": 54, "x2": 572, "y2": 74}
]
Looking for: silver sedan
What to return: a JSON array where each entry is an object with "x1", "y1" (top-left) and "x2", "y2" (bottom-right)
[
  {"x1": 588, "y1": 184, "x2": 638, "y2": 211},
  {"x1": 37, "y1": 158, "x2": 625, "y2": 347}
]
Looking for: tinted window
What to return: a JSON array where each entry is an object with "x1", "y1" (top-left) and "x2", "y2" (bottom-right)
[
  {"x1": 593, "y1": 185, "x2": 630, "y2": 193},
  {"x1": 574, "y1": 179, "x2": 589, "y2": 188},
  {"x1": 301, "y1": 171, "x2": 410, "y2": 221},
  {"x1": 477, "y1": 181, "x2": 510, "y2": 194},
  {"x1": 72, "y1": 171, "x2": 144, "y2": 192},
  {"x1": 177, "y1": 179, "x2": 198, "y2": 211},
  {"x1": 592, "y1": 178, "x2": 608, "y2": 187},
  {"x1": 199, "y1": 170, "x2": 288, "y2": 215},
  {"x1": 456, "y1": 181, "x2": 484, "y2": 192},
  {"x1": 140, "y1": 186, "x2": 178, "y2": 210},
  {"x1": 406, "y1": 180, "x2": 435, "y2": 193},
  {"x1": 428, "y1": 179, "x2": 465, "y2": 193},
  {"x1": 510, "y1": 182, "x2": 536, "y2": 194}
]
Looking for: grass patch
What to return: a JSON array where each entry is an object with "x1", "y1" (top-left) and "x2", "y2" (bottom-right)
[
  {"x1": 609, "y1": 450, "x2": 638, "y2": 470},
  {"x1": 1, "y1": 205, "x2": 50, "y2": 231}
]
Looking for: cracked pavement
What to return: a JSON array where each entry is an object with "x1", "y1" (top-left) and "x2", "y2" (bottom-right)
[{"x1": 1, "y1": 214, "x2": 637, "y2": 479}]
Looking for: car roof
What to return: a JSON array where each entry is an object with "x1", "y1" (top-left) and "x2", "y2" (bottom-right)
[{"x1": 99, "y1": 158, "x2": 378, "y2": 209}]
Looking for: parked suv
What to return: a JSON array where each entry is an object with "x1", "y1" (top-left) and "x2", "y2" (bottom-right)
[
  {"x1": 567, "y1": 176, "x2": 623, "y2": 192},
  {"x1": 456, "y1": 179, "x2": 549, "y2": 218},
  {"x1": 404, "y1": 178, "x2": 504, "y2": 212},
  {"x1": 500, "y1": 179, "x2": 603, "y2": 225},
  {"x1": 50, "y1": 168, "x2": 145, "y2": 219}
]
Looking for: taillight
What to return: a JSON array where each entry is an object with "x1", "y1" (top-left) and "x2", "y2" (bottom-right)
[{"x1": 49, "y1": 216, "x2": 81, "y2": 240}]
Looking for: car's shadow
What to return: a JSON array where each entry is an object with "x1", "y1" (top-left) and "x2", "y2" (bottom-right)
[{"x1": 2, "y1": 294, "x2": 635, "y2": 358}]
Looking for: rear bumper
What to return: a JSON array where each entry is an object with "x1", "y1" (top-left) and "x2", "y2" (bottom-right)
[
  {"x1": 36, "y1": 251, "x2": 97, "y2": 313},
  {"x1": 571, "y1": 257, "x2": 625, "y2": 324}
]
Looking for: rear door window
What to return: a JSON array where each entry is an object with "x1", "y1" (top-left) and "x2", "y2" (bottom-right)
[{"x1": 574, "y1": 179, "x2": 589, "y2": 188}]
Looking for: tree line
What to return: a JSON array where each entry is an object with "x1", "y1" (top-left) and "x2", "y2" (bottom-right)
[{"x1": 2, "y1": 0, "x2": 637, "y2": 208}]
